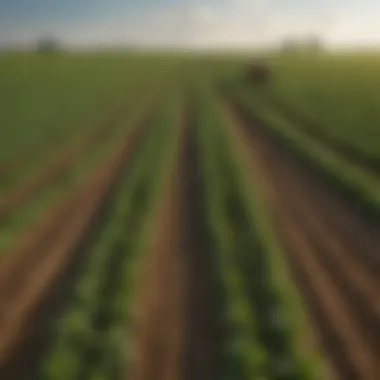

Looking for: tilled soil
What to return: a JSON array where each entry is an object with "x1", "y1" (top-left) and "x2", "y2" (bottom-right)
[
  {"x1": 0, "y1": 115, "x2": 151, "y2": 379},
  {"x1": 222, "y1": 98, "x2": 380, "y2": 380},
  {"x1": 128, "y1": 104, "x2": 223, "y2": 380},
  {"x1": 128, "y1": 137, "x2": 185, "y2": 380},
  {"x1": 0, "y1": 96, "x2": 137, "y2": 222},
  {"x1": 180, "y1": 102, "x2": 224, "y2": 380}
]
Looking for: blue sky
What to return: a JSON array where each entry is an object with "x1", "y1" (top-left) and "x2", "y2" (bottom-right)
[{"x1": 1, "y1": 0, "x2": 380, "y2": 48}]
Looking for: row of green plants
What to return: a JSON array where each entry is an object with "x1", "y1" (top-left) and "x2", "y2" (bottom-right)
[
  {"x1": 261, "y1": 54, "x2": 380, "y2": 157},
  {"x1": 251, "y1": 86, "x2": 377, "y2": 169},
  {"x1": 198, "y1": 85, "x2": 328, "y2": 379},
  {"x1": 40, "y1": 91, "x2": 183, "y2": 380},
  {"x1": 1, "y1": 74, "x2": 165, "y2": 191},
  {"x1": 1, "y1": 89, "x2": 163, "y2": 253},
  {"x1": 197, "y1": 86, "x2": 265, "y2": 379},
  {"x1": 224, "y1": 83, "x2": 380, "y2": 217},
  {"x1": 0, "y1": 53, "x2": 181, "y2": 161}
]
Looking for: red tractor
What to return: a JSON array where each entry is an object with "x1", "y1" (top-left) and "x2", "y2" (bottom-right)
[{"x1": 246, "y1": 62, "x2": 271, "y2": 85}]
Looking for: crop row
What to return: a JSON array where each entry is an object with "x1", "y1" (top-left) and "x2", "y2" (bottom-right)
[
  {"x1": 262, "y1": 54, "x2": 380, "y2": 157},
  {"x1": 222, "y1": 83, "x2": 380, "y2": 219},
  {"x1": 0, "y1": 54, "x2": 182, "y2": 162},
  {"x1": 1, "y1": 87, "x2": 164, "y2": 253},
  {"x1": 40, "y1": 91, "x2": 183, "y2": 380},
  {"x1": 197, "y1": 85, "x2": 328, "y2": 379},
  {"x1": 0, "y1": 74, "x2": 167, "y2": 191}
]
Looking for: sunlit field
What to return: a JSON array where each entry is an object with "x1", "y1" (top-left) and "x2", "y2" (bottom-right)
[{"x1": 0, "y1": 50, "x2": 379, "y2": 379}]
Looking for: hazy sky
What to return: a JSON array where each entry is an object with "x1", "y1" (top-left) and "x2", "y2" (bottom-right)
[{"x1": 1, "y1": 0, "x2": 379, "y2": 48}]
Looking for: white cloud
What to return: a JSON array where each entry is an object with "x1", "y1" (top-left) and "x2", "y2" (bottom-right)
[{"x1": 2, "y1": 0, "x2": 380, "y2": 49}]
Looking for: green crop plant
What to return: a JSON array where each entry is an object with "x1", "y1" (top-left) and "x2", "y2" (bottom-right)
[
  {"x1": 262, "y1": 54, "x2": 380, "y2": 158},
  {"x1": 0, "y1": 53, "x2": 182, "y2": 161},
  {"x1": 199, "y1": 85, "x2": 330, "y2": 379},
  {"x1": 198, "y1": 84, "x2": 267, "y2": 379},
  {"x1": 225, "y1": 84, "x2": 380, "y2": 218},
  {"x1": 40, "y1": 88, "x2": 184, "y2": 380},
  {"x1": 0, "y1": 89, "x2": 162, "y2": 253},
  {"x1": 215, "y1": 93, "x2": 331, "y2": 380}
]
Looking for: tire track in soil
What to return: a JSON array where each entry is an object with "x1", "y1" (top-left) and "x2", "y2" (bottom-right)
[
  {"x1": 129, "y1": 101, "x2": 223, "y2": 380},
  {"x1": 221, "y1": 98, "x2": 380, "y2": 380},
  {"x1": 0, "y1": 94, "x2": 145, "y2": 222},
  {"x1": 0, "y1": 111, "x2": 153, "y2": 380}
]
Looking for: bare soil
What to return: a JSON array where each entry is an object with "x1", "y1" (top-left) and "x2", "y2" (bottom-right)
[
  {"x1": 128, "y1": 103, "x2": 224, "y2": 380},
  {"x1": 128, "y1": 134, "x2": 185, "y2": 380},
  {"x1": 180, "y1": 101, "x2": 224, "y2": 380},
  {"x1": 222, "y1": 98, "x2": 380, "y2": 380},
  {"x1": 0, "y1": 114, "x2": 150, "y2": 378}
]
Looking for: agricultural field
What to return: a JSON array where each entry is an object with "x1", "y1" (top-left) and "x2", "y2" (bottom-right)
[
  {"x1": 0, "y1": 51, "x2": 379, "y2": 380},
  {"x1": 237, "y1": 54, "x2": 380, "y2": 173}
]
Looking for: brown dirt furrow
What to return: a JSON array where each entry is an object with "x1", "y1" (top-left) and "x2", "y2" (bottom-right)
[
  {"x1": 0, "y1": 114, "x2": 150, "y2": 373},
  {"x1": 282, "y1": 153, "x2": 380, "y2": 279},
  {"x1": 248, "y1": 134, "x2": 380, "y2": 354},
  {"x1": 0, "y1": 95, "x2": 135, "y2": 221},
  {"x1": 221, "y1": 99, "x2": 380, "y2": 380},
  {"x1": 274, "y1": 187, "x2": 380, "y2": 354},
  {"x1": 180, "y1": 101, "x2": 223, "y2": 380},
  {"x1": 0, "y1": 115, "x2": 146, "y2": 287},
  {"x1": 245, "y1": 105, "x2": 380, "y2": 356},
  {"x1": 129, "y1": 100, "x2": 223, "y2": 380},
  {"x1": 276, "y1": 214, "x2": 377, "y2": 380},
  {"x1": 231, "y1": 97, "x2": 380, "y2": 276},
  {"x1": 128, "y1": 124, "x2": 184, "y2": 380},
  {"x1": 223, "y1": 98, "x2": 380, "y2": 296},
  {"x1": 128, "y1": 164, "x2": 184, "y2": 380}
]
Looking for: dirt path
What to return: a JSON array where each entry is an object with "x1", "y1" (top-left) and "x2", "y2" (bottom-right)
[
  {"x1": 128, "y1": 102, "x2": 223, "y2": 380},
  {"x1": 221, "y1": 98, "x2": 380, "y2": 380},
  {"x1": 0, "y1": 112, "x2": 151, "y2": 378},
  {"x1": 0, "y1": 96, "x2": 137, "y2": 222}
]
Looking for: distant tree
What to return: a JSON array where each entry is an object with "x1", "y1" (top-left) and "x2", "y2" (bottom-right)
[
  {"x1": 281, "y1": 37, "x2": 298, "y2": 53},
  {"x1": 37, "y1": 37, "x2": 61, "y2": 55},
  {"x1": 305, "y1": 35, "x2": 324, "y2": 52}
]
